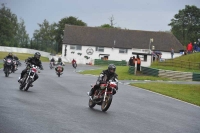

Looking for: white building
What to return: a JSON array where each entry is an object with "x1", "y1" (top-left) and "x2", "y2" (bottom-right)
[{"x1": 62, "y1": 25, "x2": 184, "y2": 67}]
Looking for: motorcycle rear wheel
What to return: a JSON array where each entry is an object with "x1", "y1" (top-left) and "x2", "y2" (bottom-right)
[{"x1": 101, "y1": 94, "x2": 113, "y2": 112}]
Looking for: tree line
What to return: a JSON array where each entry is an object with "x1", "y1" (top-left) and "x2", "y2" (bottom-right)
[{"x1": 0, "y1": 3, "x2": 199, "y2": 53}]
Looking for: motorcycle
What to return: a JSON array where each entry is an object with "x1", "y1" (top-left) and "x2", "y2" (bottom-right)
[
  {"x1": 17, "y1": 59, "x2": 22, "y2": 67},
  {"x1": 87, "y1": 79, "x2": 118, "y2": 112},
  {"x1": 49, "y1": 61, "x2": 55, "y2": 69},
  {"x1": 19, "y1": 64, "x2": 39, "y2": 91},
  {"x1": 4, "y1": 58, "x2": 13, "y2": 77},
  {"x1": 55, "y1": 64, "x2": 64, "y2": 77},
  {"x1": 12, "y1": 59, "x2": 18, "y2": 72},
  {"x1": 72, "y1": 62, "x2": 77, "y2": 69}
]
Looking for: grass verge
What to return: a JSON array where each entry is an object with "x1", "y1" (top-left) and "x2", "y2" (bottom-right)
[
  {"x1": 151, "y1": 63, "x2": 200, "y2": 73},
  {"x1": 130, "y1": 82, "x2": 200, "y2": 106},
  {"x1": 79, "y1": 66, "x2": 170, "y2": 80},
  {"x1": 0, "y1": 52, "x2": 49, "y2": 62}
]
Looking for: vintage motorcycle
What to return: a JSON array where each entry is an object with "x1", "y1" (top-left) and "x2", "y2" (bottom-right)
[
  {"x1": 4, "y1": 58, "x2": 13, "y2": 77},
  {"x1": 72, "y1": 62, "x2": 77, "y2": 69},
  {"x1": 12, "y1": 59, "x2": 18, "y2": 72},
  {"x1": 87, "y1": 79, "x2": 118, "y2": 112},
  {"x1": 55, "y1": 64, "x2": 64, "y2": 77},
  {"x1": 19, "y1": 64, "x2": 40, "y2": 91},
  {"x1": 49, "y1": 61, "x2": 55, "y2": 69}
]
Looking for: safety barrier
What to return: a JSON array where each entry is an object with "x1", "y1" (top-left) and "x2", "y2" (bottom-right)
[{"x1": 140, "y1": 66, "x2": 200, "y2": 81}]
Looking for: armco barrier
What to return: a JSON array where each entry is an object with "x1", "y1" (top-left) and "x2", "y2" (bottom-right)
[
  {"x1": 140, "y1": 66, "x2": 200, "y2": 81},
  {"x1": 94, "y1": 59, "x2": 127, "y2": 66},
  {"x1": 128, "y1": 66, "x2": 135, "y2": 74},
  {"x1": 193, "y1": 73, "x2": 200, "y2": 81},
  {"x1": 0, "y1": 46, "x2": 50, "y2": 58},
  {"x1": 141, "y1": 67, "x2": 159, "y2": 76}
]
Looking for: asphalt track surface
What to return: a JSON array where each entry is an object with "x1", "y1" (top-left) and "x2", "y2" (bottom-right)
[{"x1": 0, "y1": 63, "x2": 200, "y2": 133}]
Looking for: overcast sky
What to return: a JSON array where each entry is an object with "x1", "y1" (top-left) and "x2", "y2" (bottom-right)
[{"x1": 1, "y1": 0, "x2": 200, "y2": 38}]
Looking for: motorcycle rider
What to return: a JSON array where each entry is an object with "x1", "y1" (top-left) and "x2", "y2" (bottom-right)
[
  {"x1": 55, "y1": 57, "x2": 64, "y2": 72},
  {"x1": 88, "y1": 64, "x2": 118, "y2": 97},
  {"x1": 3, "y1": 52, "x2": 15, "y2": 72},
  {"x1": 18, "y1": 52, "x2": 43, "y2": 87},
  {"x1": 50, "y1": 57, "x2": 55, "y2": 65},
  {"x1": 57, "y1": 57, "x2": 63, "y2": 66},
  {"x1": 71, "y1": 59, "x2": 77, "y2": 67},
  {"x1": 13, "y1": 54, "x2": 19, "y2": 68}
]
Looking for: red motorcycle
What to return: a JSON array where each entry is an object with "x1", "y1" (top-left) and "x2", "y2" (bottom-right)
[
  {"x1": 55, "y1": 65, "x2": 64, "y2": 77},
  {"x1": 87, "y1": 79, "x2": 118, "y2": 112},
  {"x1": 19, "y1": 64, "x2": 39, "y2": 91}
]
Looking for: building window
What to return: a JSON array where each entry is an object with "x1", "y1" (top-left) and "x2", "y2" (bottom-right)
[
  {"x1": 70, "y1": 45, "x2": 76, "y2": 50},
  {"x1": 96, "y1": 47, "x2": 104, "y2": 52},
  {"x1": 70, "y1": 45, "x2": 82, "y2": 50},
  {"x1": 76, "y1": 45, "x2": 82, "y2": 50},
  {"x1": 119, "y1": 49, "x2": 128, "y2": 53}
]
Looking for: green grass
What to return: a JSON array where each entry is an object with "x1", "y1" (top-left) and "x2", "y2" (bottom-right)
[
  {"x1": 151, "y1": 65, "x2": 200, "y2": 73},
  {"x1": 130, "y1": 83, "x2": 200, "y2": 106},
  {"x1": 0, "y1": 52, "x2": 49, "y2": 62},
  {"x1": 151, "y1": 52, "x2": 200, "y2": 73},
  {"x1": 79, "y1": 66, "x2": 169, "y2": 80}
]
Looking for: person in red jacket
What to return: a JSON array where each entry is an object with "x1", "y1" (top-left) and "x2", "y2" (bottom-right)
[
  {"x1": 187, "y1": 42, "x2": 193, "y2": 54},
  {"x1": 71, "y1": 59, "x2": 77, "y2": 68}
]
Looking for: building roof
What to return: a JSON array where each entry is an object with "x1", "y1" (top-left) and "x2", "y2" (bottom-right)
[{"x1": 63, "y1": 25, "x2": 184, "y2": 52}]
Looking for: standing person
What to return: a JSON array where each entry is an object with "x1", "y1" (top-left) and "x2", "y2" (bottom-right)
[
  {"x1": 128, "y1": 57, "x2": 133, "y2": 66},
  {"x1": 187, "y1": 42, "x2": 193, "y2": 54},
  {"x1": 136, "y1": 55, "x2": 141, "y2": 71},
  {"x1": 171, "y1": 48, "x2": 174, "y2": 59},
  {"x1": 132, "y1": 56, "x2": 136, "y2": 67}
]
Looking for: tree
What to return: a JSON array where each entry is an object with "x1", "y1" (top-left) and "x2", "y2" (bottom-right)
[
  {"x1": 16, "y1": 18, "x2": 29, "y2": 48},
  {"x1": 100, "y1": 24, "x2": 114, "y2": 28},
  {"x1": 32, "y1": 19, "x2": 56, "y2": 52},
  {"x1": 169, "y1": 5, "x2": 200, "y2": 45},
  {"x1": 0, "y1": 3, "x2": 18, "y2": 46},
  {"x1": 55, "y1": 16, "x2": 87, "y2": 53}
]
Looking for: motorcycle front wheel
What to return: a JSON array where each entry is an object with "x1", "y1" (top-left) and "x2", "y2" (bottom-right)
[
  {"x1": 24, "y1": 78, "x2": 32, "y2": 91},
  {"x1": 101, "y1": 94, "x2": 113, "y2": 112},
  {"x1": 5, "y1": 67, "x2": 9, "y2": 77},
  {"x1": 88, "y1": 98, "x2": 96, "y2": 108}
]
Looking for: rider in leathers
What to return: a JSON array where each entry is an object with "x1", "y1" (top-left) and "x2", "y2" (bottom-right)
[
  {"x1": 3, "y1": 52, "x2": 15, "y2": 72},
  {"x1": 89, "y1": 64, "x2": 118, "y2": 97},
  {"x1": 18, "y1": 52, "x2": 43, "y2": 87}
]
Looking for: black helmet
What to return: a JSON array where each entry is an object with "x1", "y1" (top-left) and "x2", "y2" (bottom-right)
[
  {"x1": 58, "y1": 57, "x2": 62, "y2": 62},
  {"x1": 34, "y1": 52, "x2": 41, "y2": 59},
  {"x1": 108, "y1": 64, "x2": 116, "y2": 74}
]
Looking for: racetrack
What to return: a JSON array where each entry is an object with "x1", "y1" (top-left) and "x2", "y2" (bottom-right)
[{"x1": 0, "y1": 63, "x2": 200, "y2": 133}]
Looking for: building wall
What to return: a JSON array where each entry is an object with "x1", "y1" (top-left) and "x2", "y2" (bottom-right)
[
  {"x1": 62, "y1": 44, "x2": 154, "y2": 67},
  {"x1": 62, "y1": 44, "x2": 182, "y2": 66}
]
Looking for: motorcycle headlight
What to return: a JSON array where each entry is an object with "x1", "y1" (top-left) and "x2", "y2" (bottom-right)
[{"x1": 100, "y1": 84, "x2": 106, "y2": 90}]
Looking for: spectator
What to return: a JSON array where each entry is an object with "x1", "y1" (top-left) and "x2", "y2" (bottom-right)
[
  {"x1": 187, "y1": 42, "x2": 193, "y2": 54},
  {"x1": 128, "y1": 57, "x2": 133, "y2": 66},
  {"x1": 136, "y1": 55, "x2": 141, "y2": 71},
  {"x1": 133, "y1": 56, "x2": 136, "y2": 66},
  {"x1": 171, "y1": 48, "x2": 174, "y2": 59}
]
